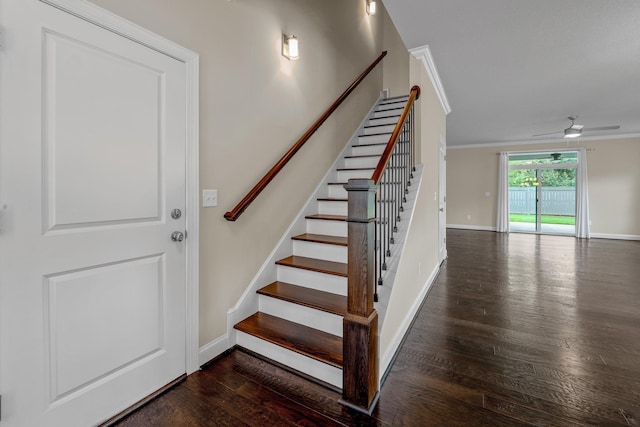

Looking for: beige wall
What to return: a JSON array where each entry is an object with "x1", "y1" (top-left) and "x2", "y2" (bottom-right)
[
  {"x1": 381, "y1": 7, "x2": 410, "y2": 97},
  {"x1": 447, "y1": 137, "x2": 640, "y2": 237},
  {"x1": 89, "y1": 0, "x2": 418, "y2": 346},
  {"x1": 380, "y1": 56, "x2": 447, "y2": 355}
]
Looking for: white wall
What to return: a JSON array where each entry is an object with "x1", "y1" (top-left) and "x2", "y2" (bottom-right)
[{"x1": 379, "y1": 55, "x2": 447, "y2": 369}]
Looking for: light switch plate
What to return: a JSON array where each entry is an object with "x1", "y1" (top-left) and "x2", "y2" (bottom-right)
[{"x1": 203, "y1": 189, "x2": 218, "y2": 207}]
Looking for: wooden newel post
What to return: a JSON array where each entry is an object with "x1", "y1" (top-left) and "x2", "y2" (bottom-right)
[{"x1": 340, "y1": 178, "x2": 379, "y2": 414}]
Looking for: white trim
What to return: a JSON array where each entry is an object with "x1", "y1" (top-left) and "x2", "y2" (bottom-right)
[
  {"x1": 39, "y1": 0, "x2": 193, "y2": 61},
  {"x1": 590, "y1": 233, "x2": 640, "y2": 241},
  {"x1": 185, "y1": 55, "x2": 200, "y2": 374},
  {"x1": 447, "y1": 132, "x2": 640, "y2": 150},
  {"x1": 40, "y1": 0, "x2": 201, "y2": 374},
  {"x1": 198, "y1": 335, "x2": 229, "y2": 367},
  {"x1": 408, "y1": 45, "x2": 451, "y2": 115},
  {"x1": 447, "y1": 224, "x2": 497, "y2": 231},
  {"x1": 380, "y1": 263, "x2": 439, "y2": 379}
]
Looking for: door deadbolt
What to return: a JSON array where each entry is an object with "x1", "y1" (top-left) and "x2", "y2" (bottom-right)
[{"x1": 171, "y1": 209, "x2": 182, "y2": 219}]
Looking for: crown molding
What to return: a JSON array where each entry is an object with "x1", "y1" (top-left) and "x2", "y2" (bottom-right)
[
  {"x1": 446, "y1": 132, "x2": 640, "y2": 150},
  {"x1": 409, "y1": 45, "x2": 451, "y2": 115}
]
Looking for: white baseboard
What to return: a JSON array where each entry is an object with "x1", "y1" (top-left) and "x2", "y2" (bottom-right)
[
  {"x1": 447, "y1": 224, "x2": 496, "y2": 231},
  {"x1": 590, "y1": 233, "x2": 640, "y2": 241},
  {"x1": 198, "y1": 334, "x2": 229, "y2": 367},
  {"x1": 379, "y1": 262, "x2": 439, "y2": 381}
]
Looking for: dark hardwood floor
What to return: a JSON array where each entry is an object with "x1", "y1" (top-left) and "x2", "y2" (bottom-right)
[{"x1": 112, "y1": 229, "x2": 640, "y2": 426}]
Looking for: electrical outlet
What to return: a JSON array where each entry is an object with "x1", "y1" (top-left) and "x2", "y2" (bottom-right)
[{"x1": 202, "y1": 189, "x2": 218, "y2": 207}]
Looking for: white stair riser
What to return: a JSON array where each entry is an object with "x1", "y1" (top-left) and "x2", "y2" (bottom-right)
[
  {"x1": 373, "y1": 110, "x2": 401, "y2": 119},
  {"x1": 328, "y1": 185, "x2": 347, "y2": 199},
  {"x1": 293, "y1": 240, "x2": 347, "y2": 263},
  {"x1": 358, "y1": 133, "x2": 390, "y2": 144},
  {"x1": 236, "y1": 332, "x2": 343, "y2": 388},
  {"x1": 369, "y1": 116, "x2": 400, "y2": 126},
  {"x1": 376, "y1": 101, "x2": 405, "y2": 111},
  {"x1": 344, "y1": 156, "x2": 380, "y2": 169},
  {"x1": 351, "y1": 144, "x2": 385, "y2": 156},
  {"x1": 258, "y1": 295, "x2": 343, "y2": 337},
  {"x1": 277, "y1": 265, "x2": 347, "y2": 295},
  {"x1": 306, "y1": 218, "x2": 347, "y2": 236},
  {"x1": 318, "y1": 200, "x2": 348, "y2": 216},
  {"x1": 363, "y1": 124, "x2": 396, "y2": 135},
  {"x1": 337, "y1": 169, "x2": 373, "y2": 181}
]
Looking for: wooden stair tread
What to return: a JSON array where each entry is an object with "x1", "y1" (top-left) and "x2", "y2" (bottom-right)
[
  {"x1": 376, "y1": 106, "x2": 404, "y2": 111},
  {"x1": 276, "y1": 255, "x2": 347, "y2": 277},
  {"x1": 317, "y1": 197, "x2": 347, "y2": 202},
  {"x1": 292, "y1": 233, "x2": 347, "y2": 246},
  {"x1": 305, "y1": 214, "x2": 347, "y2": 222},
  {"x1": 353, "y1": 142, "x2": 388, "y2": 147},
  {"x1": 258, "y1": 281, "x2": 347, "y2": 316},
  {"x1": 337, "y1": 167, "x2": 375, "y2": 171},
  {"x1": 344, "y1": 154, "x2": 381, "y2": 159},
  {"x1": 358, "y1": 132, "x2": 393, "y2": 137},
  {"x1": 234, "y1": 312, "x2": 342, "y2": 368}
]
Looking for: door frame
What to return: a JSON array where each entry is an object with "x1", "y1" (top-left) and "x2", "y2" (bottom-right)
[
  {"x1": 41, "y1": 0, "x2": 200, "y2": 374},
  {"x1": 507, "y1": 150, "x2": 578, "y2": 236}
]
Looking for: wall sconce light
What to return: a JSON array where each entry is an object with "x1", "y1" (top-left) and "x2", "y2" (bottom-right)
[
  {"x1": 282, "y1": 34, "x2": 299, "y2": 60},
  {"x1": 366, "y1": 0, "x2": 377, "y2": 15}
]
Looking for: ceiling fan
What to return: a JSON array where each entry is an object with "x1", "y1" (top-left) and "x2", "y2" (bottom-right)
[{"x1": 533, "y1": 116, "x2": 620, "y2": 138}]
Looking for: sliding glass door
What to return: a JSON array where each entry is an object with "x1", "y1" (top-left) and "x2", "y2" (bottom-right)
[{"x1": 508, "y1": 152, "x2": 577, "y2": 235}]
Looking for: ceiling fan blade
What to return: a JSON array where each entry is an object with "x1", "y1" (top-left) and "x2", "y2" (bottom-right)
[
  {"x1": 532, "y1": 131, "x2": 562, "y2": 137},
  {"x1": 583, "y1": 125, "x2": 620, "y2": 132}
]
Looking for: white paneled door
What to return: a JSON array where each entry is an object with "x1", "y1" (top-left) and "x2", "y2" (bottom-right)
[{"x1": 0, "y1": 1, "x2": 190, "y2": 426}]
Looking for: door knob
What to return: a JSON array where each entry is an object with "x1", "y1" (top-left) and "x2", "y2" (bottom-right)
[{"x1": 171, "y1": 231, "x2": 185, "y2": 242}]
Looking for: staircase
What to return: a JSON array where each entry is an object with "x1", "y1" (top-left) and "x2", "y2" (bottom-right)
[{"x1": 233, "y1": 95, "x2": 409, "y2": 389}]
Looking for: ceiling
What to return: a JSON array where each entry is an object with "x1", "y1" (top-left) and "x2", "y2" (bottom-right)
[{"x1": 382, "y1": 0, "x2": 640, "y2": 147}]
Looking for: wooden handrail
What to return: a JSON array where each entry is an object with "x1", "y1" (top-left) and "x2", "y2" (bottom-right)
[
  {"x1": 224, "y1": 51, "x2": 388, "y2": 221},
  {"x1": 370, "y1": 85, "x2": 421, "y2": 184}
]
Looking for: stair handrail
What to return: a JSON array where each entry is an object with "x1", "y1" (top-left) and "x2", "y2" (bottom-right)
[
  {"x1": 224, "y1": 50, "x2": 388, "y2": 222},
  {"x1": 371, "y1": 85, "x2": 421, "y2": 184}
]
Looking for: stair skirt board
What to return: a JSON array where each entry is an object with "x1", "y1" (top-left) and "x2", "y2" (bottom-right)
[
  {"x1": 236, "y1": 332, "x2": 343, "y2": 388},
  {"x1": 292, "y1": 239, "x2": 347, "y2": 264},
  {"x1": 277, "y1": 265, "x2": 347, "y2": 296},
  {"x1": 258, "y1": 295, "x2": 343, "y2": 337}
]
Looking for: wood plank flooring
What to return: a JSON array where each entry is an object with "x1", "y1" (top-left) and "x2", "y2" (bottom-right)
[{"x1": 111, "y1": 229, "x2": 640, "y2": 426}]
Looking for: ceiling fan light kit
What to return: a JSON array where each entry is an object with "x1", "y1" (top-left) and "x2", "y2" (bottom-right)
[
  {"x1": 564, "y1": 128, "x2": 581, "y2": 138},
  {"x1": 533, "y1": 115, "x2": 621, "y2": 139}
]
